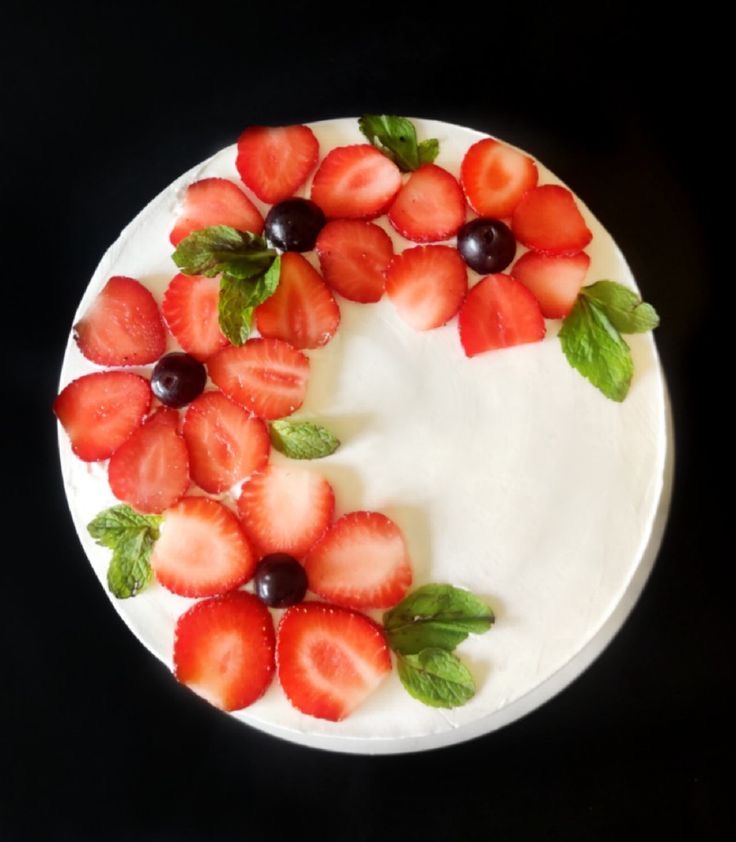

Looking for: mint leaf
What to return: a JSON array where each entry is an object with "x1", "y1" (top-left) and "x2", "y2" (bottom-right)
[
  {"x1": 173, "y1": 225, "x2": 276, "y2": 281},
  {"x1": 359, "y1": 114, "x2": 439, "y2": 172},
  {"x1": 88, "y1": 505, "x2": 161, "y2": 599},
  {"x1": 397, "y1": 649, "x2": 476, "y2": 708},
  {"x1": 218, "y1": 255, "x2": 281, "y2": 346},
  {"x1": 582, "y1": 281, "x2": 660, "y2": 334},
  {"x1": 269, "y1": 419, "x2": 340, "y2": 459},
  {"x1": 559, "y1": 296, "x2": 634, "y2": 402},
  {"x1": 383, "y1": 584, "x2": 494, "y2": 655}
]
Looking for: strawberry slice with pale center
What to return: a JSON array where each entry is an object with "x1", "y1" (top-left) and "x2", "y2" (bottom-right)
[
  {"x1": 388, "y1": 164, "x2": 466, "y2": 243},
  {"x1": 512, "y1": 251, "x2": 590, "y2": 318},
  {"x1": 162, "y1": 273, "x2": 229, "y2": 362},
  {"x1": 151, "y1": 496, "x2": 256, "y2": 597},
  {"x1": 460, "y1": 138, "x2": 539, "y2": 219},
  {"x1": 511, "y1": 185, "x2": 592, "y2": 255},
  {"x1": 276, "y1": 602, "x2": 392, "y2": 721},
  {"x1": 305, "y1": 511, "x2": 412, "y2": 610},
  {"x1": 169, "y1": 178, "x2": 264, "y2": 246},
  {"x1": 174, "y1": 591, "x2": 275, "y2": 711},
  {"x1": 255, "y1": 252, "x2": 340, "y2": 349}
]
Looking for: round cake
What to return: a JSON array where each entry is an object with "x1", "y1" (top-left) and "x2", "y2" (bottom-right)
[{"x1": 56, "y1": 117, "x2": 671, "y2": 753}]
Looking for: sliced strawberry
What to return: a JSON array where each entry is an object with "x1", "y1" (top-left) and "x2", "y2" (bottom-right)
[
  {"x1": 310, "y1": 145, "x2": 402, "y2": 219},
  {"x1": 385, "y1": 245, "x2": 468, "y2": 331},
  {"x1": 183, "y1": 391, "x2": 270, "y2": 493},
  {"x1": 277, "y1": 602, "x2": 391, "y2": 721},
  {"x1": 305, "y1": 511, "x2": 412, "y2": 610},
  {"x1": 162, "y1": 273, "x2": 228, "y2": 362},
  {"x1": 512, "y1": 251, "x2": 590, "y2": 318},
  {"x1": 511, "y1": 185, "x2": 592, "y2": 255},
  {"x1": 237, "y1": 464, "x2": 334, "y2": 558},
  {"x1": 388, "y1": 164, "x2": 466, "y2": 243},
  {"x1": 236, "y1": 125, "x2": 319, "y2": 204},
  {"x1": 73, "y1": 276, "x2": 166, "y2": 366},
  {"x1": 207, "y1": 338, "x2": 309, "y2": 420},
  {"x1": 255, "y1": 252, "x2": 340, "y2": 349},
  {"x1": 460, "y1": 138, "x2": 538, "y2": 219},
  {"x1": 174, "y1": 591, "x2": 275, "y2": 711},
  {"x1": 458, "y1": 273, "x2": 546, "y2": 357},
  {"x1": 108, "y1": 408, "x2": 190, "y2": 514},
  {"x1": 315, "y1": 219, "x2": 393, "y2": 303},
  {"x1": 151, "y1": 496, "x2": 255, "y2": 597},
  {"x1": 170, "y1": 178, "x2": 263, "y2": 246},
  {"x1": 54, "y1": 372, "x2": 151, "y2": 462}
]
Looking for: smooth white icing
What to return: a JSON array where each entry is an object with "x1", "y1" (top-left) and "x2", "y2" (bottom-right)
[{"x1": 57, "y1": 119, "x2": 668, "y2": 751}]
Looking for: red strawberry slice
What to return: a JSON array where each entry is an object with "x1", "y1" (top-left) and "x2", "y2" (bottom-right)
[
  {"x1": 108, "y1": 408, "x2": 190, "y2": 514},
  {"x1": 255, "y1": 252, "x2": 340, "y2": 349},
  {"x1": 207, "y1": 338, "x2": 309, "y2": 420},
  {"x1": 511, "y1": 185, "x2": 592, "y2": 254},
  {"x1": 315, "y1": 219, "x2": 393, "y2": 303},
  {"x1": 512, "y1": 251, "x2": 590, "y2": 318},
  {"x1": 460, "y1": 138, "x2": 538, "y2": 219},
  {"x1": 388, "y1": 164, "x2": 466, "y2": 243},
  {"x1": 183, "y1": 391, "x2": 270, "y2": 493},
  {"x1": 54, "y1": 372, "x2": 151, "y2": 462},
  {"x1": 277, "y1": 602, "x2": 391, "y2": 721},
  {"x1": 310, "y1": 145, "x2": 402, "y2": 219},
  {"x1": 174, "y1": 591, "x2": 275, "y2": 711},
  {"x1": 170, "y1": 178, "x2": 263, "y2": 247},
  {"x1": 152, "y1": 496, "x2": 255, "y2": 597},
  {"x1": 74, "y1": 276, "x2": 166, "y2": 366},
  {"x1": 236, "y1": 125, "x2": 319, "y2": 204},
  {"x1": 305, "y1": 512, "x2": 412, "y2": 610},
  {"x1": 385, "y1": 245, "x2": 468, "y2": 331},
  {"x1": 162, "y1": 273, "x2": 228, "y2": 362},
  {"x1": 459, "y1": 273, "x2": 546, "y2": 357},
  {"x1": 237, "y1": 464, "x2": 334, "y2": 558}
]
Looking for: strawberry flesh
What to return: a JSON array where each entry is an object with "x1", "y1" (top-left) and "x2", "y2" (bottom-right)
[
  {"x1": 512, "y1": 251, "x2": 590, "y2": 318},
  {"x1": 162, "y1": 273, "x2": 228, "y2": 362},
  {"x1": 512, "y1": 185, "x2": 592, "y2": 255},
  {"x1": 170, "y1": 178, "x2": 263, "y2": 246},
  {"x1": 460, "y1": 138, "x2": 538, "y2": 219},
  {"x1": 388, "y1": 164, "x2": 466, "y2": 243}
]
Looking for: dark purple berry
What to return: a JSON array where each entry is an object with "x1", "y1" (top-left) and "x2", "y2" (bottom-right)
[
  {"x1": 457, "y1": 218, "x2": 516, "y2": 274},
  {"x1": 254, "y1": 553, "x2": 308, "y2": 607},
  {"x1": 264, "y1": 198, "x2": 326, "y2": 252},
  {"x1": 151, "y1": 352, "x2": 207, "y2": 408}
]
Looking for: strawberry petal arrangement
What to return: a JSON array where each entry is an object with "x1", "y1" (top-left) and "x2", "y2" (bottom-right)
[{"x1": 55, "y1": 116, "x2": 666, "y2": 743}]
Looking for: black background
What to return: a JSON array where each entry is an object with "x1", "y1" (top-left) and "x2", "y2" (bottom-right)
[{"x1": 2, "y1": 1, "x2": 729, "y2": 839}]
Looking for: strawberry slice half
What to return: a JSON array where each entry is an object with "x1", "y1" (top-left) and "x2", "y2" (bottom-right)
[
  {"x1": 237, "y1": 464, "x2": 334, "y2": 558},
  {"x1": 305, "y1": 511, "x2": 412, "y2": 610},
  {"x1": 108, "y1": 408, "x2": 190, "y2": 514},
  {"x1": 315, "y1": 219, "x2": 393, "y2": 303},
  {"x1": 174, "y1": 591, "x2": 275, "y2": 711},
  {"x1": 183, "y1": 391, "x2": 270, "y2": 494},
  {"x1": 459, "y1": 273, "x2": 546, "y2": 357},
  {"x1": 311, "y1": 145, "x2": 402, "y2": 219},
  {"x1": 207, "y1": 338, "x2": 309, "y2": 420},
  {"x1": 385, "y1": 245, "x2": 468, "y2": 331},
  {"x1": 512, "y1": 251, "x2": 590, "y2": 318},
  {"x1": 170, "y1": 178, "x2": 264, "y2": 246},
  {"x1": 151, "y1": 496, "x2": 255, "y2": 597},
  {"x1": 162, "y1": 273, "x2": 228, "y2": 363},
  {"x1": 74, "y1": 276, "x2": 166, "y2": 366},
  {"x1": 236, "y1": 125, "x2": 319, "y2": 204},
  {"x1": 511, "y1": 185, "x2": 592, "y2": 255},
  {"x1": 255, "y1": 252, "x2": 340, "y2": 349},
  {"x1": 54, "y1": 371, "x2": 151, "y2": 462},
  {"x1": 388, "y1": 164, "x2": 466, "y2": 243},
  {"x1": 277, "y1": 602, "x2": 391, "y2": 721},
  {"x1": 460, "y1": 138, "x2": 539, "y2": 219}
]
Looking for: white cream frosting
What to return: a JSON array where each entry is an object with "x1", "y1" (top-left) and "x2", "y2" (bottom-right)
[{"x1": 58, "y1": 118, "x2": 669, "y2": 752}]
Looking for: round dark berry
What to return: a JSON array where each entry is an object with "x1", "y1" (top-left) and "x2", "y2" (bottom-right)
[
  {"x1": 264, "y1": 198, "x2": 326, "y2": 252},
  {"x1": 151, "y1": 352, "x2": 207, "y2": 408},
  {"x1": 254, "y1": 553, "x2": 308, "y2": 608},
  {"x1": 457, "y1": 218, "x2": 516, "y2": 274}
]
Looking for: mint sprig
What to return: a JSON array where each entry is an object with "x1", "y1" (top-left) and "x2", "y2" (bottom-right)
[
  {"x1": 218, "y1": 255, "x2": 281, "y2": 345},
  {"x1": 396, "y1": 649, "x2": 476, "y2": 709},
  {"x1": 359, "y1": 115, "x2": 439, "y2": 172},
  {"x1": 269, "y1": 418, "x2": 340, "y2": 460}
]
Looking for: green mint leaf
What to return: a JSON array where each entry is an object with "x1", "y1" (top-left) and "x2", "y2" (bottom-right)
[
  {"x1": 269, "y1": 419, "x2": 340, "y2": 459},
  {"x1": 87, "y1": 505, "x2": 161, "y2": 599},
  {"x1": 172, "y1": 225, "x2": 276, "y2": 280},
  {"x1": 218, "y1": 255, "x2": 281, "y2": 346},
  {"x1": 358, "y1": 114, "x2": 439, "y2": 172},
  {"x1": 582, "y1": 280, "x2": 660, "y2": 334},
  {"x1": 397, "y1": 649, "x2": 476, "y2": 708},
  {"x1": 417, "y1": 138, "x2": 440, "y2": 166},
  {"x1": 383, "y1": 584, "x2": 494, "y2": 655},
  {"x1": 559, "y1": 296, "x2": 634, "y2": 402}
]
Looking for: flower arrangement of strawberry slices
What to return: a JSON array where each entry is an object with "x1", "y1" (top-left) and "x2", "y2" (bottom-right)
[{"x1": 54, "y1": 115, "x2": 658, "y2": 722}]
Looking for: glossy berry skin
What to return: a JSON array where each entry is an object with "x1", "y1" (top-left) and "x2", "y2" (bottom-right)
[
  {"x1": 457, "y1": 218, "x2": 516, "y2": 274},
  {"x1": 264, "y1": 198, "x2": 326, "y2": 252},
  {"x1": 151, "y1": 352, "x2": 207, "y2": 408},
  {"x1": 254, "y1": 553, "x2": 308, "y2": 608}
]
